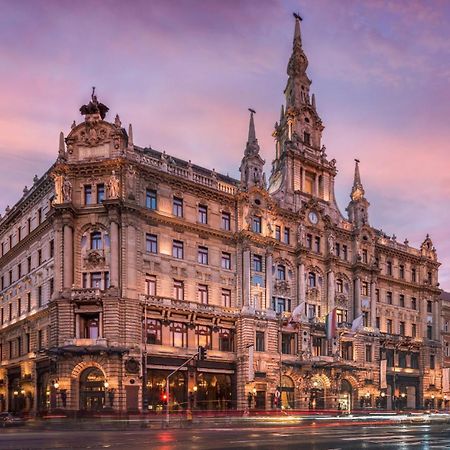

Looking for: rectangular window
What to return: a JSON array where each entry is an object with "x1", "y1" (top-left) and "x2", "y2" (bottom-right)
[
  {"x1": 17, "y1": 263, "x2": 22, "y2": 279},
  {"x1": 314, "y1": 236, "x2": 321, "y2": 253},
  {"x1": 411, "y1": 268, "x2": 417, "y2": 282},
  {"x1": 399, "y1": 351, "x2": 407, "y2": 368},
  {"x1": 376, "y1": 289, "x2": 380, "y2": 302},
  {"x1": 173, "y1": 197, "x2": 183, "y2": 217},
  {"x1": 399, "y1": 294, "x2": 405, "y2": 308},
  {"x1": 196, "y1": 325, "x2": 212, "y2": 349},
  {"x1": 27, "y1": 292, "x2": 31, "y2": 312},
  {"x1": 411, "y1": 323, "x2": 417, "y2": 338},
  {"x1": 336, "y1": 308, "x2": 347, "y2": 324},
  {"x1": 399, "y1": 321, "x2": 405, "y2": 336},
  {"x1": 198, "y1": 246, "x2": 208, "y2": 265},
  {"x1": 146, "y1": 189, "x2": 157, "y2": 210},
  {"x1": 219, "y1": 328, "x2": 234, "y2": 352},
  {"x1": 255, "y1": 331, "x2": 265, "y2": 352},
  {"x1": 90, "y1": 272, "x2": 102, "y2": 289},
  {"x1": 50, "y1": 278, "x2": 54, "y2": 297},
  {"x1": 97, "y1": 183, "x2": 105, "y2": 203},
  {"x1": 38, "y1": 329, "x2": 44, "y2": 350},
  {"x1": 25, "y1": 333, "x2": 30, "y2": 353},
  {"x1": 17, "y1": 298, "x2": 21, "y2": 317},
  {"x1": 387, "y1": 291, "x2": 392, "y2": 305},
  {"x1": 427, "y1": 300, "x2": 432, "y2": 313},
  {"x1": 221, "y1": 252, "x2": 231, "y2": 270},
  {"x1": 306, "y1": 234, "x2": 312, "y2": 249},
  {"x1": 342, "y1": 245, "x2": 348, "y2": 260},
  {"x1": 281, "y1": 333, "x2": 294, "y2": 354},
  {"x1": 173, "y1": 280, "x2": 184, "y2": 300},
  {"x1": 411, "y1": 353, "x2": 419, "y2": 369},
  {"x1": 27, "y1": 256, "x2": 32, "y2": 273},
  {"x1": 411, "y1": 297, "x2": 417, "y2": 310},
  {"x1": 335, "y1": 243, "x2": 340, "y2": 257},
  {"x1": 198, "y1": 284, "x2": 208, "y2": 304},
  {"x1": 427, "y1": 325, "x2": 433, "y2": 340},
  {"x1": 84, "y1": 185, "x2": 92, "y2": 205},
  {"x1": 222, "y1": 289, "x2": 231, "y2": 307},
  {"x1": 361, "y1": 281, "x2": 369, "y2": 296},
  {"x1": 18, "y1": 227, "x2": 22, "y2": 242},
  {"x1": 104, "y1": 272, "x2": 110, "y2": 289},
  {"x1": 146, "y1": 234, "x2": 158, "y2": 254},
  {"x1": 38, "y1": 286, "x2": 43, "y2": 308},
  {"x1": 275, "y1": 225, "x2": 281, "y2": 241},
  {"x1": 284, "y1": 227, "x2": 290, "y2": 244},
  {"x1": 37, "y1": 208, "x2": 42, "y2": 225},
  {"x1": 376, "y1": 316, "x2": 380, "y2": 329},
  {"x1": 399, "y1": 265, "x2": 405, "y2": 279},
  {"x1": 342, "y1": 342, "x2": 353, "y2": 360},
  {"x1": 198, "y1": 205, "x2": 208, "y2": 224},
  {"x1": 27, "y1": 217, "x2": 31, "y2": 234},
  {"x1": 252, "y1": 216, "x2": 262, "y2": 233},
  {"x1": 253, "y1": 255, "x2": 263, "y2": 272},
  {"x1": 430, "y1": 354, "x2": 435, "y2": 369},
  {"x1": 172, "y1": 240, "x2": 184, "y2": 259},
  {"x1": 276, "y1": 265, "x2": 286, "y2": 280},
  {"x1": 145, "y1": 319, "x2": 161, "y2": 345},
  {"x1": 363, "y1": 311, "x2": 369, "y2": 327},
  {"x1": 49, "y1": 239, "x2": 54, "y2": 258},
  {"x1": 272, "y1": 297, "x2": 291, "y2": 313},
  {"x1": 91, "y1": 231, "x2": 102, "y2": 250},
  {"x1": 386, "y1": 261, "x2": 392, "y2": 276},
  {"x1": 145, "y1": 275, "x2": 157, "y2": 296},
  {"x1": 365, "y1": 344, "x2": 372, "y2": 363},
  {"x1": 38, "y1": 249, "x2": 42, "y2": 266},
  {"x1": 221, "y1": 212, "x2": 231, "y2": 231},
  {"x1": 171, "y1": 322, "x2": 188, "y2": 348},
  {"x1": 386, "y1": 319, "x2": 393, "y2": 334}
]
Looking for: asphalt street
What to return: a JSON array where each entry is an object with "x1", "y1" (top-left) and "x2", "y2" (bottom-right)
[{"x1": 1, "y1": 422, "x2": 450, "y2": 450}]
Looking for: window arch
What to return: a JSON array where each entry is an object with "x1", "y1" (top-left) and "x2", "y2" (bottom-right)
[{"x1": 308, "y1": 272, "x2": 316, "y2": 288}]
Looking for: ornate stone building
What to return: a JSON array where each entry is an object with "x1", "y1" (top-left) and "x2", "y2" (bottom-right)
[{"x1": 0, "y1": 16, "x2": 443, "y2": 415}]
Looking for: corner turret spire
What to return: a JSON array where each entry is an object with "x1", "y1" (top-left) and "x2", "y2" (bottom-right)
[
  {"x1": 240, "y1": 109, "x2": 265, "y2": 190},
  {"x1": 347, "y1": 159, "x2": 370, "y2": 227},
  {"x1": 351, "y1": 159, "x2": 365, "y2": 201}
]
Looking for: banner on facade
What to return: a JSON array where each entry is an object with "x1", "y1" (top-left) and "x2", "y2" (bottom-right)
[
  {"x1": 248, "y1": 344, "x2": 254, "y2": 382},
  {"x1": 380, "y1": 359, "x2": 387, "y2": 389},
  {"x1": 443, "y1": 367, "x2": 450, "y2": 393},
  {"x1": 325, "y1": 308, "x2": 337, "y2": 340}
]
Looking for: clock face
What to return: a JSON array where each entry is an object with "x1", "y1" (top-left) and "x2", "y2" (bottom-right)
[
  {"x1": 308, "y1": 211, "x2": 318, "y2": 224},
  {"x1": 268, "y1": 172, "x2": 283, "y2": 194}
]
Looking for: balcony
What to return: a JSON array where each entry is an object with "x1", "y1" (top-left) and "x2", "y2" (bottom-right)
[
  {"x1": 71, "y1": 288, "x2": 103, "y2": 302},
  {"x1": 141, "y1": 295, "x2": 239, "y2": 318},
  {"x1": 63, "y1": 337, "x2": 108, "y2": 347}
]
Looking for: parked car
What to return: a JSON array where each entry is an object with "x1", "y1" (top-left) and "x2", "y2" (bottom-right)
[{"x1": 0, "y1": 412, "x2": 25, "y2": 427}]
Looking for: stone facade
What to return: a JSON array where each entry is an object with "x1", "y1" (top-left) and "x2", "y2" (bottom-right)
[{"x1": 0, "y1": 16, "x2": 444, "y2": 415}]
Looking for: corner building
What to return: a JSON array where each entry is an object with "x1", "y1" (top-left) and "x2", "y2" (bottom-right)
[{"x1": 0, "y1": 16, "x2": 442, "y2": 414}]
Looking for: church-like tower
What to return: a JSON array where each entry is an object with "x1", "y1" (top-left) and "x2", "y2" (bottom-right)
[
  {"x1": 269, "y1": 14, "x2": 338, "y2": 212},
  {"x1": 347, "y1": 159, "x2": 370, "y2": 228}
]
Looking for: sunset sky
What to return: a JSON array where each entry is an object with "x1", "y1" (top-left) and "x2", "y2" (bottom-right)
[{"x1": 1, "y1": 0, "x2": 449, "y2": 288}]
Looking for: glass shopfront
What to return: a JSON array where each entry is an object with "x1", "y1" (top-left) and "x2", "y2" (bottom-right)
[
  {"x1": 145, "y1": 370, "x2": 187, "y2": 412},
  {"x1": 196, "y1": 373, "x2": 233, "y2": 410}
]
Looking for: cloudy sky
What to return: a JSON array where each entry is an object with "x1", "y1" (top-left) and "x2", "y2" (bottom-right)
[{"x1": 1, "y1": 0, "x2": 449, "y2": 288}]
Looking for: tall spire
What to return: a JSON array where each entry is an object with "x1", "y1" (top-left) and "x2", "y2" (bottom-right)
[
  {"x1": 287, "y1": 13, "x2": 308, "y2": 78},
  {"x1": 244, "y1": 108, "x2": 260, "y2": 156},
  {"x1": 351, "y1": 159, "x2": 365, "y2": 201}
]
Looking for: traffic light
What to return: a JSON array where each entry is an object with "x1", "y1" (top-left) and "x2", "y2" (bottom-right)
[
  {"x1": 198, "y1": 346, "x2": 207, "y2": 360},
  {"x1": 161, "y1": 393, "x2": 168, "y2": 405}
]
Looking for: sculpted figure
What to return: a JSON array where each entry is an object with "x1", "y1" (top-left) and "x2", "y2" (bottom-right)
[
  {"x1": 328, "y1": 233, "x2": 335, "y2": 255},
  {"x1": 108, "y1": 170, "x2": 120, "y2": 198},
  {"x1": 62, "y1": 178, "x2": 72, "y2": 203},
  {"x1": 297, "y1": 223, "x2": 305, "y2": 245}
]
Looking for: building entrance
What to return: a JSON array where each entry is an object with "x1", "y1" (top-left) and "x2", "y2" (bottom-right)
[{"x1": 79, "y1": 367, "x2": 106, "y2": 411}]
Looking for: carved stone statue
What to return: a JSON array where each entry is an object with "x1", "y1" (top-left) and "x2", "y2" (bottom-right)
[
  {"x1": 62, "y1": 178, "x2": 72, "y2": 203},
  {"x1": 108, "y1": 171, "x2": 120, "y2": 199},
  {"x1": 328, "y1": 233, "x2": 335, "y2": 255}
]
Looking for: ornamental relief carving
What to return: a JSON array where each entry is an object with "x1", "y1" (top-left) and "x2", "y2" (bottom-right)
[
  {"x1": 273, "y1": 280, "x2": 291, "y2": 296},
  {"x1": 84, "y1": 250, "x2": 106, "y2": 268}
]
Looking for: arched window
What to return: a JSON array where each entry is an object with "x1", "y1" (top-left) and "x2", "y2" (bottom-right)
[
  {"x1": 308, "y1": 272, "x2": 316, "y2": 288},
  {"x1": 90, "y1": 231, "x2": 102, "y2": 250}
]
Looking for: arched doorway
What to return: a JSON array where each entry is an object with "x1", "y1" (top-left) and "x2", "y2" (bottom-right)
[
  {"x1": 309, "y1": 377, "x2": 325, "y2": 409},
  {"x1": 79, "y1": 367, "x2": 106, "y2": 411},
  {"x1": 339, "y1": 379, "x2": 352, "y2": 412},
  {"x1": 281, "y1": 375, "x2": 295, "y2": 409}
]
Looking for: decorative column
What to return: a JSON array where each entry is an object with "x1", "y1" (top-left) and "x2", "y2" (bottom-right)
[
  {"x1": 127, "y1": 223, "x2": 137, "y2": 296},
  {"x1": 314, "y1": 174, "x2": 319, "y2": 196},
  {"x1": 301, "y1": 168, "x2": 306, "y2": 192},
  {"x1": 110, "y1": 220, "x2": 120, "y2": 288},
  {"x1": 298, "y1": 262, "x2": 305, "y2": 304},
  {"x1": 242, "y1": 247, "x2": 250, "y2": 307},
  {"x1": 63, "y1": 223, "x2": 73, "y2": 288},
  {"x1": 370, "y1": 280, "x2": 377, "y2": 328},
  {"x1": 265, "y1": 250, "x2": 273, "y2": 310},
  {"x1": 354, "y1": 276, "x2": 361, "y2": 319},
  {"x1": 327, "y1": 270, "x2": 335, "y2": 311}
]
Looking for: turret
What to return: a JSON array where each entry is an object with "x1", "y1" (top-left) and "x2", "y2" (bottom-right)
[
  {"x1": 239, "y1": 109, "x2": 265, "y2": 190},
  {"x1": 347, "y1": 159, "x2": 370, "y2": 227}
]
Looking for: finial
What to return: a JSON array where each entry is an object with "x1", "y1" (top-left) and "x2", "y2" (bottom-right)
[
  {"x1": 355, "y1": 158, "x2": 360, "y2": 164},
  {"x1": 248, "y1": 108, "x2": 256, "y2": 115},
  {"x1": 247, "y1": 108, "x2": 257, "y2": 144},
  {"x1": 312, "y1": 93, "x2": 316, "y2": 109},
  {"x1": 71, "y1": 120, "x2": 76, "y2": 129},
  {"x1": 23, "y1": 186, "x2": 28, "y2": 196},
  {"x1": 293, "y1": 12, "x2": 302, "y2": 21},
  {"x1": 92, "y1": 86, "x2": 96, "y2": 101},
  {"x1": 114, "y1": 114, "x2": 122, "y2": 128},
  {"x1": 59, "y1": 131, "x2": 65, "y2": 157},
  {"x1": 128, "y1": 123, "x2": 134, "y2": 148},
  {"x1": 33, "y1": 175, "x2": 39, "y2": 184}
]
